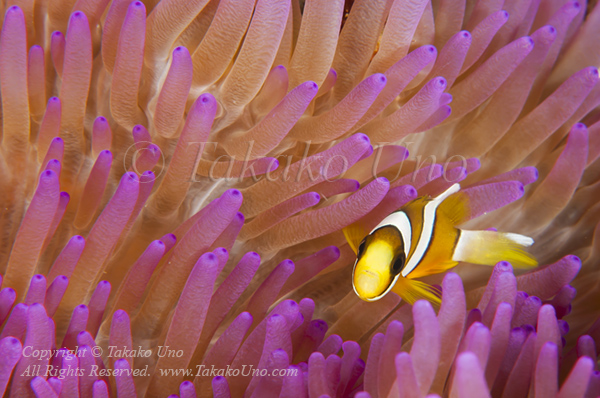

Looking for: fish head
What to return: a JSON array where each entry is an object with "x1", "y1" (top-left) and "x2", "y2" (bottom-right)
[{"x1": 352, "y1": 225, "x2": 406, "y2": 301}]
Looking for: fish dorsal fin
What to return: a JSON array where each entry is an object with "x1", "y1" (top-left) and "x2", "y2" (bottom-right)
[
  {"x1": 435, "y1": 183, "x2": 461, "y2": 202},
  {"x1": 343, "y1": 222, "x2": 369, "y2": 255},
  {"x1": 437, "y1": 184, "x2": 471, "y2": 226},
  {"x1": 391, "y1": 276, "x2": 441, "y2": 307}
]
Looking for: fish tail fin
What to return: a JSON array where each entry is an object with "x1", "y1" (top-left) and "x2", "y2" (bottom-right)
[
  {"x1": 391, "y1": 276, "x2": 442, "y2": 307},
  {"x1": 453, "y1": 230, "x2": 538, "y2": 269}
]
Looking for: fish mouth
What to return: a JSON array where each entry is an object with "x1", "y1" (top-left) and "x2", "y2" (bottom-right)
[{"x1": 354, "y1": 270, "x2": 384, "y2": 301}]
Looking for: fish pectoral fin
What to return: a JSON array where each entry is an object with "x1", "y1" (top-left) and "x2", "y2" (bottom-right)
[
  {"x1": 391, "y1": 276, "x2": 442, "y2": 307},
  {"x1": 437, "y1": 191, "x2": 471, "y2": 226},
  {"x1": 343, "y1": 222, "x2": 368, "y2": 255}
]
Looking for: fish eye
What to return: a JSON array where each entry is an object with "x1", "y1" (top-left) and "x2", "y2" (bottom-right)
[
  {"x1": 357, "y1": 238, "x2": 367, "y2": 258},
  {"x1": 391, "y1": 252, "x2": 406, "y2": 274}
]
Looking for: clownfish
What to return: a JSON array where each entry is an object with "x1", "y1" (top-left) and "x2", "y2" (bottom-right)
[{"x1": 343, "y1": 183, "x2": 537, "y2": 306}]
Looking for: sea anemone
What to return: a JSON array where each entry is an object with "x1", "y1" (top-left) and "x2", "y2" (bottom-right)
[{"x1": 0, "y1": 0, "x2": 599, "y2": 397}]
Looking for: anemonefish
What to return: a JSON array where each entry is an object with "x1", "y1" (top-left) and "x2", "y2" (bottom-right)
[{"x1": 343, "y1": 183, "x2": 537, "y2": 306}]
